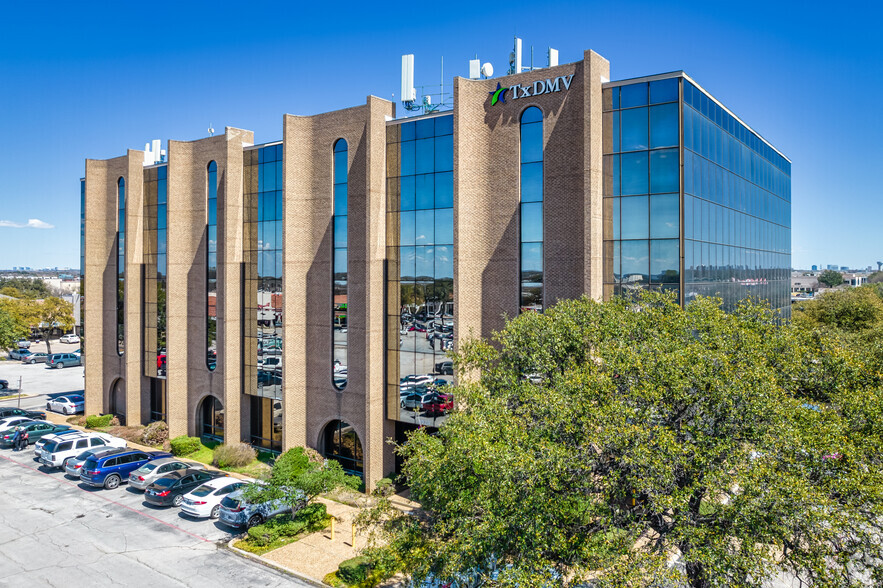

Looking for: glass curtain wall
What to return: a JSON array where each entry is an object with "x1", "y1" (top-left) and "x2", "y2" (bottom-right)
[
  {"x1": 243, "y1": 143, "x2": 283, "y2": 452},
  {"x1": 681, "y1": 80, "x2": 791, "y2": 316},
  {"x1": 207, "y1": 161, "x2": 218, "y2": 371},
  {"x1": 603, "y1": 78, "x2": 681, "y2": 301},
  {"x1": 332, "y1": 140, "x2": 348, "y2": 389},
  {"x1": 117, "y1": 177, "x2": 126, "y2": 355},
  {"x1": 386, "y1": 114, "x2": 455, "y2": 426},
  {"x1": 143, "y1": 165, "x2": 168, "y2": 382},
  {"x1": 520, "y1": 106, "x2": 544, "y2": 312}
]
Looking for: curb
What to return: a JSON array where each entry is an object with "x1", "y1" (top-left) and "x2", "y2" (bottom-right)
[{"x1": 225, "y1": 537, "x2": 327, "y2": 587}]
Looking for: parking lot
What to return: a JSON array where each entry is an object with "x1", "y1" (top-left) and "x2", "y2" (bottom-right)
[{"x1": 0, "y1": 446, "x2": 307, "y2": 587}]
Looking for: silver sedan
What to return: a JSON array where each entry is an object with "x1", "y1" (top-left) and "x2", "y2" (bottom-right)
[{"x1": 128, "y1": 457, "x2": 205, "y2": 491}]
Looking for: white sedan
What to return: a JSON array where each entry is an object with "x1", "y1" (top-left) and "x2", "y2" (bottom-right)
[
  {"x1": 46, "y1": 395, "x2": 85, "y2": 415},
  {"x1": 60, "y1": 334, "x2": 80, "y2": 344},
  {"x1": 180, "y1": 477, "x2": 246, "y2": 519},
  {"x1": 0, "y1": 416, "x2": 33, "y2": 430}
]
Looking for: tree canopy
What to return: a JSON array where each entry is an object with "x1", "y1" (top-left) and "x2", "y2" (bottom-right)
[
  {"x1": 0, "y1": 277, "x2": 51, "y2": 299},
  {"x1": 0, "y1": 299, "x2": 30, "y2": 350},
  {"x1": 361, "y1": 293, "x2": 883, "y2": 588},
  {"x1": 818, "y1": 270, "x2": 845, "y2": 288}
]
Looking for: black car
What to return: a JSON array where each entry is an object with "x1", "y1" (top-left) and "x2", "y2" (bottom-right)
[
  {"x1": 144, "y1": 469, "x2": 227, "y2": 507},
  {"x1": 0, "y1": 379, "x2": 8, "y2": 391},
  {"x1": 0, "y1": 407, "x2": 47, "y2": 420}
]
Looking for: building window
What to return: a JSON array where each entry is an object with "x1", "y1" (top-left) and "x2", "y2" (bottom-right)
[
  {"x1": 143, "y1": 165, "x2": 167, "y2": 379},
  {"x1": 243, "y1": 144, "x2": 283, "y2": 401},
  {"x1": 207, "y1": 161, "x2": 218, "y2": 371},
  {"x1": 117, "y1": 176, "x2": 125, "y2": 355},
  {"x1": 385, "y1": 114, "x2": 455, "y2": 425},
  {"x1": 332, "y1": 139, "x2": 348, "y2": 390},
  {"x1": 323, "y1": 420, "x2": 363, "y2": 477},
  {"x1": 520, "y1": 106, "x2": 543, "y2": 312}
]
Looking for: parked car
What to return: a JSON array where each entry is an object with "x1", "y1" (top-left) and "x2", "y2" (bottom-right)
[
  {"x1": 64, "y1": 446, "x2": 128, "y2": 478},
  {"x1": 0, "y1": 416, "x2": 33, "y2": 430},
  {"x1": 46, "y1": 395, "x2": 85, "y2": 415},
  {"x1": 423, "y1": 392, "x2": 454, "y2": 415},
  {"x1": 15, "y1": 339, "x2": 30, "y2": 349},
  {"x1": 9, "y1": 349, "x2": 31, "y2": 361},
  {"x1": 39, "y1": 433, "x2": 126, "y2": 469},
  {"x1": 22, "y1": 352, "x2": 49, "y2": 365},
  {"x1": 0, "y1": 379, "x2": 7, "y2": 391},
  {"x1": 33, "y1": 429, "x2": 86, "y2": 458},
  {"x1": 400, "y1": 374, "x2": 434, "y2": 388},
  {"x1": 59, "y1": 334, "x2": 80, "y2": 344},
  {"x1": 0, "y1": 421, "x2": 71, "y2": 448},
  {"x1": 0, "y1": 407, "x2": 46, "y2": 420},
  {"x1": 144, "y1": 469, "x2": 227, "y2": 507},
  {"x1": 434, "y1": 360, "x2": 454, "y2": 375},
  {"x1": 128, "y1": 457, "x2": 206, "y2": 491},
  {"x1": 180, "y1": 477, "x2": 247, "y2": 519},
  {"x1": 401, "y1": 390, "x2": 437, "y2": 410},
  {"x1": 46, "y1": 353, "x2": 82, "y2": 369},
  {"x1": 79, "y1": 449, "x2": 173, "y2": 489},
  {"x1": 219, "y1": 488, "x2": 298, "y2": 530}
]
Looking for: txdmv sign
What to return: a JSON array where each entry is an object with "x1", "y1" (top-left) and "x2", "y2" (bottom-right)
[{"x1": 488, "y1": 75, "x2": 574, "y2": 106}]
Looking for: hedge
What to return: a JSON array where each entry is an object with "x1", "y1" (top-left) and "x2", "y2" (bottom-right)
[
  {"x1": 169, "y1": 435, "x2": 201, "y2": 456},
  {"x1": 85, "y1": 414, "x2": 114, "y2": 429}
]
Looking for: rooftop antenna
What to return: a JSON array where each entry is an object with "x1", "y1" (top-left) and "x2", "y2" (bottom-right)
[
  {"x1": 400, "y1": 54, "x2": 451, "y2": 115},
  {"x1": 208, "y1": 124, "x2": 215, "y2": 137}
]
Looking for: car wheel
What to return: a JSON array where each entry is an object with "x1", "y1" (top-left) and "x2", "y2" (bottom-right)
[
  {"x1": 29, "y1": 359, "x2": 35, "y2": 365},
  {"x1": 47, "y1": 403, "x2": 51, "y2": 410},
  {"x1": 62, "y1": 457, "x2": 72, "y2": 468},
  {"x1": 64, "y1": 407, "x2": 72, "y2": 415},
  {"x1": 247, "y1": 514, "x2": 263, "y2": 528},
  {"x1": 172, "y1": 494, "x2": 184, "y2": 507},
  {"x1": 210, "y1": 505, "x2": 221, "y2": 519},
  {"x1": 103, "y1": 474, "x2": 121, "y2": 490},
  {"x1": 57, "y1": 363, "x2": 64, "y2": 369}
]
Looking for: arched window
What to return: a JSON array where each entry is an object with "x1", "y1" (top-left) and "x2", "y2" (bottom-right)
[
  {"x1": 117, "y1": 177, "x2": 126, "y2": 354},
  {"x1": 332, "y1": 139, "x2": 348, "y2": 390},
  {"x1": 207, "y1": 161, "x2": 218, "y2": 371},
  {"x1": 323, "y1": 420, "x2": 363, "y2": 477},
  {"x1": 520, "y1": 107, "x2": 543, "y2": 312}
]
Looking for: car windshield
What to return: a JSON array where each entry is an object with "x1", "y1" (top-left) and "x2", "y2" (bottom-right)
[
  {"x1": 83, "y1": 458, "x2": 97, "y2": 469},
  {"x1": 136, "y1": 463, "x2": 158, "y2": 474},
  {"x1": 75, "y1": 450, "x2": 95, "y2": 460},
  {"x1": 191, "y1": 484, "x2": 214, "y2": 497},
  {"x1": 43, "y1": 442, "x2": 59, "y2": 453},
  {"x1": 152, "y1": 478, "x2": 177, "y2": 488}
]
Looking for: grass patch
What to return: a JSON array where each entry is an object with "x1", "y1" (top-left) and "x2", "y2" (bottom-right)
[{"x1": 172, "y1": 439, "x2": 271, "y2": 478}]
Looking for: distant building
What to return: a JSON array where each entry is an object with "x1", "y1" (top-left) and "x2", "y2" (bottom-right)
[
  {"x1": 792, "y1": 276, "x2": 819, "y2": 299},
  {"x1": 827, "y1": 264, "x2": 838, "y2": 270},
  {"x1": 811, "y1": 265, "x2": 818, "y2": 271}
]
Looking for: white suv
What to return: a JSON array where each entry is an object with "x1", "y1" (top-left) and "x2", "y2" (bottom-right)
[
  {"x1": 39, "y1": 433, "x2": 126, "y2": 469},
  {"x1": 60, "y1": 334, "x2": 80, "y2": 344}
]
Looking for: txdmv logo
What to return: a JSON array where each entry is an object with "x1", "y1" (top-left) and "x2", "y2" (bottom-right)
[{"x1": 488, "y1": 75, "x2": 574, "y2": 106}]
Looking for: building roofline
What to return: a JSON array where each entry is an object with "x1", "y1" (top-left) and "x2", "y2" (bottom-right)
[{"x1": 604, "y1": 71, "x2": 790, "y2": 164}]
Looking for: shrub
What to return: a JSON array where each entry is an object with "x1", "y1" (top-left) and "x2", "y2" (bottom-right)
[
  {"x1": 141, "y1": 421, "x2": 169, "y2": 446},
  {"x1": 337, "y1": 556, "x2": 372, "y2": 584},
  {"x1": 247, "y1": 515, "x2": 307, "y2": 546},
  {"x1": 213, "y1": 443, "x2": 256, "y2": 468},
  {"x1": 298, "y1": 502, "x2": 328, "y2": 531},
  {"x1": 169, "y1": 435, "x2": 201, "y2": 456},
  {"x1": 108, "y1": 416, "x2": 120, "y2": 427},
  {"x1": 85, "y1": 414, "x2": 113, "y2": 429},
  {"x1": 106, "y1": 425, "x2": 146, "y2": 444},
  {"x1": 374, "y1": 477, "x2": 394, "y2": 497}
]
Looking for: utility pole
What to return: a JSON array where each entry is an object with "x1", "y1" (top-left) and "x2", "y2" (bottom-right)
[{"x1": 17, "y1": 376, "x2": 22, "y2": 408}]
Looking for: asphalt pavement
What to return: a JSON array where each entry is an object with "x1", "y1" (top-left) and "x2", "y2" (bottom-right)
[{"x1": 0, "y1": 446, "x2": 308, "y2": 587}]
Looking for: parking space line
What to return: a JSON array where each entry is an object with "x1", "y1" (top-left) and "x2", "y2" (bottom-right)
[{"x1": 0, "y1": 452, "x2": 212, "y2": 544}]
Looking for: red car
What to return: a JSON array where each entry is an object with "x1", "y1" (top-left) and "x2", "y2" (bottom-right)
[{"x1": 423, "y1": 393, "x2": 454, "y2": 415}]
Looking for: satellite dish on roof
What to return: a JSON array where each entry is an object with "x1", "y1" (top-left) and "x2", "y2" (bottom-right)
[{"x1": 481, "y1": 63, "x2": 494, "y2": 78}]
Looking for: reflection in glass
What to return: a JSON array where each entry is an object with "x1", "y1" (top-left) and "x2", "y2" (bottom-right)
[
  {"x1": 387, "y1": 115, "x2": 456, "y2": 426},
  {"x1": 621, "y1": 151, "x2": 648, "y2": 195},
  {"x1": 520, "y1": 106, "x2": 543, "y2": 312},
  {"x1": 323, "y1": 420, "x2": 363, "y2": 477},
  {"x1": 207, "y1": 161, "x2": 218, "y2": 371},
  {"x1": 333, "y1": 139, "x2": 348, "y2": 390},
  {"x1": 117, "y1": 177, "x2": 125, "y2": 355}
]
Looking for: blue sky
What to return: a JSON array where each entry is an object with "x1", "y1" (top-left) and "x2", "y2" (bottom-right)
[{"x1": 1, "y1": 0, "x2": 880, "y2": 270}]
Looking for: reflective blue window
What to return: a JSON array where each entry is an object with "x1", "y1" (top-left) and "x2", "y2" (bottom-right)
[
  {"x1": 621, "y1": 152, "x2": 648, "y2": 195},
  {"x1": 650, "y1": 103, "x2": 679, "y2": 148},
  {"x1": 620, "y1": 83, "x2": 648, "y2": 108},
  {"x1": 650, "y1": 78, "x2": 679, "y2": 104},
  {"x1": 621, "y1": 107, "x2": 648, "y2": 151},
  {"x1": 650, "y1": 194, "x2": 679, "y2": 239},
  {"x1": 650, "y1": 149, "x2": 679, "y2": 193},
  {"x1": 117, "y1": 177, "x2": 125, "y2": 356},
  {"x1": 207, "y1": 161, "x2": 218, "y2": 371},
  {"x1": 520, "y1": 106, "x2": 543, "y2": 312},
  {"x1": 621, "y1": 196, "x2": 649, "y2": 240}
]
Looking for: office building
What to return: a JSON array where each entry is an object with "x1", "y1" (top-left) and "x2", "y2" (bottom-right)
[{"x1": 82, "y1": 49, "x2": 791, "y2": 485}]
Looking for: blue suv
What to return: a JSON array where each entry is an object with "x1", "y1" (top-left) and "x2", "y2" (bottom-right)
[{"x1": 80, "y1": 449, "x2": 172, "y2": 489}]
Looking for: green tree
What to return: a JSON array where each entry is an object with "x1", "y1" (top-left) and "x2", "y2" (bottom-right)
[
  {"x1": 0, "y1": 299, "x2": 30, "y2": 350},
  {"x1": 361, "y1": 293, "x2": 883, "y2": 588},
  {"x1": 868, "y1": 271, "x2": 883, "y2": 284},
  {"x1": 24, "y1": 297, "x2": 75, "y2": 355},
  {"x1": 793, "y1": 284, "x2": 883, "y2": 333},
  {"x1": 818, "y1": 269, "x2": 844, "y2": 288},
  {"x1": 0, "y1": 277, "x2": 51, "y2": 299},
  {"x1": 243, "y1": 447, "x2": 360, "y2": 515}
]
